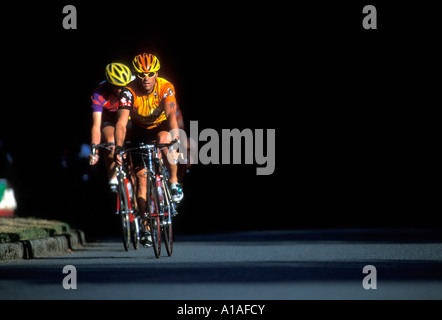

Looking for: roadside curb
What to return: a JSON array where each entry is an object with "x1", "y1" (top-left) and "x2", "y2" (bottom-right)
[{"x1": 0, "y1": 230, "x2": 86, "y2": 261}]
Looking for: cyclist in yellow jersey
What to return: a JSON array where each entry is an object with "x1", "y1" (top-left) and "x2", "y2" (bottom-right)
[{"x1": 115, "y1": 54, "x2": 183, "y2": 235}]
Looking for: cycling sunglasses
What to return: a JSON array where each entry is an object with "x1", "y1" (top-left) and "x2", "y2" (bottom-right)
[{"x1": 137, "y1": 72, "x2": 156, "y2": 79}]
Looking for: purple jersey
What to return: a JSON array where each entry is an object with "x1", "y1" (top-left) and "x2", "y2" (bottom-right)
[{"x1": 91, "y1": 82, "x2": 120, "y2": 113}]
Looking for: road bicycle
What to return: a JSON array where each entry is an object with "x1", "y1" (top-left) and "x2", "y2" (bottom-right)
[
  {"x1": 118, "y1": 140, "x2": 179, "y2": 258},
  {"x1": 91, "y1": 143, "x2": 140, "y2": 251}
]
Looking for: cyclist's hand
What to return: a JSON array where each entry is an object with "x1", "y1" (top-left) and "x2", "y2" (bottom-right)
[
  {"x1": 114, "y1": 145, "x2": 123, "y2": 166},
  {"x1": 115, "y1": 153, "x2": 123, "y2": 166},
  {"x1": 89, "y1": 153, "x2": 99, "y2": 166}
]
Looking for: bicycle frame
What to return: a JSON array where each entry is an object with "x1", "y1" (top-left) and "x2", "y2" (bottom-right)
[
  {"x1": 116, "y1": 152, "x2": 139, "y2": 251},
  {"x1": 91, "y1": 142, "x2": 139, "y2": 251},
  {"x1": 140, "y1": 143, "x2": 177, "y2": 225},
  {"x1": 120, "y1": 141, "x2": 178, "y2": 218},
  {"x1": 118, "y1": 140, "x2": 178, "y2": 257},
  {"x1": 115, "y1": 165, "x2": 134, "y2": 220}
]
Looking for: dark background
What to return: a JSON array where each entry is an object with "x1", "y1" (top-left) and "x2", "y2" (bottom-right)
[{"x1": 0, "y1": 2, "x2": 439, "y2": 236}]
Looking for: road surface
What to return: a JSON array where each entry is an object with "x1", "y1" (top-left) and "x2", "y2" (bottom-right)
[{"x1": 1, "y1": 228, "x2": 442, "y2": 300}]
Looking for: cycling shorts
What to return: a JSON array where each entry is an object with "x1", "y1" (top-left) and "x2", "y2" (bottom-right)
[{"x1": 129, "y1": 121, "x2": 169, "y2": 171}]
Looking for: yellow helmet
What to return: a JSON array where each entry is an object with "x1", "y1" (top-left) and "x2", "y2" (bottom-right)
[
  {"x1": 132, "y1": 53, "x2": 160, "y2": 73},
  {"x1": 105, "y1": 63, "x2": 133, "y2": 86}
]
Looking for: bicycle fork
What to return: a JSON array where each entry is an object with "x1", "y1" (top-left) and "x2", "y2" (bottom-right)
[
  {"x1": 116, "y1": 166, "x2": 135, "y2": 222},
  {"x1": 143, "y1": 148, "x2": 177, "y2": 226}
]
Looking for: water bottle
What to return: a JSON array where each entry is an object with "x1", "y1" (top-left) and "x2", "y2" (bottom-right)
[
  {"x1": 156, "y1": 175, "x2": 164, "y2": 203},
  {"x1": 127, "y1": 180, "x2": 133, "y2": 198}
]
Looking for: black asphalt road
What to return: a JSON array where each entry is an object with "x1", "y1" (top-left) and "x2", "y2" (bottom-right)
[{"x1": 1, "y1": 229, "x2": 442, "y2": 300}]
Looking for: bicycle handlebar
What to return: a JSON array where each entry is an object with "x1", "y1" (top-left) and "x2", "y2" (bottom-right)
[
  {"x1": 118, "y1": 139, "x2": 180, "y2": 155},
  {"x1": 91, "y1": 142, "x2": 115, "y2": 153}
]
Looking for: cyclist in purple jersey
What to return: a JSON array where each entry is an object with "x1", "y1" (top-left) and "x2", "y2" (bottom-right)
[{"x1": 89, "y1": 63, "x2": 134, "y2": 190}]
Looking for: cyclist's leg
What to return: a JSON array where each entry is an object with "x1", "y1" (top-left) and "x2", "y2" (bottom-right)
[
  {"x1": 130, "y1": 123, "x2": 149, "y2": 217},
  {"x1": 127, "y1": 153, "x2": 138, "y2": 210},
  {"x1": 102, "y1": 112, "x2": 131, "y2": 183},
  {"x1": 133, "y1": 163, "x2": 151, "y2": 246},
  {"x1": 101, "y1": 111, "x2": 118, "y2": 182},
  {"x1": 135, "y1": 167, "x2": 148, "y2": 217},
  {"x1": 157, "y1": 129, "x2": 183, "y2": 202},
  {"x1": 130, "y1": 124, "x2": 154, "y2": 246},
  {"x1": 157, "y1": 130, "x2": 178, "y2": 184},
  {"x1": 101, "y1": 125, "x2": 116, "y2": 181}
]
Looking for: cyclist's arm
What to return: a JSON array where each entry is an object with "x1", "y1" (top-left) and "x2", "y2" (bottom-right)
[
  {"x1": 164, "y1": 101, "x2": 179, "y2": 141},
  {"x1": 176, "y1": 104, "x2": 185, "y2": 130},
  {"x1": 91, "y1": 89, "x2": 105, "y2": 147},
  {"x1": 91, "y1": 111, "x2": 102, "y2": 146},
  {"x1": 115, "y1": 88, "x2": 133, "y2": 150},
  {"x1": 115, "y1": 109, "x2": 130, "y2": 149},
  {"x1": 89, "y1": 111, "x2": 102, "y2": 165}
]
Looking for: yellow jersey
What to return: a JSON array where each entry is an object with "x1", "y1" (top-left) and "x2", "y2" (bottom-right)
[{"x1": 119, "y1": 77, "x2": 176, "y2": 129}]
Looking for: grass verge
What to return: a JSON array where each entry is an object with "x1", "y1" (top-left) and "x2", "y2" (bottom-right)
[{"x1": 0, "y1": 217, "x2": 70, "y2": 243}]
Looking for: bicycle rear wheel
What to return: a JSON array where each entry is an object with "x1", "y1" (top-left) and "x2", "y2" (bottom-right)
[
  {"x1": 125, "y1": 178, "x2": 139, "y2": 250},
  {"x1": 117, "y1": 179, "x2": 131, "y2": 251},
  {"x1": 147, "y1": 174, "x2": 161, "y2": 258}
]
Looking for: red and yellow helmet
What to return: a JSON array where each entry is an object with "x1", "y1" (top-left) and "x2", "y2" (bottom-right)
[{"x1": 132, "y1": 53, "x2": 161, "y2": 73}]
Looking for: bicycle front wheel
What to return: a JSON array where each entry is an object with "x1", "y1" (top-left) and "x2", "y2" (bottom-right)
[
  {"x1": 131, "y1": 216, "x2": 140, "y2": 250},
  {"x1": 118, "y1": 181, "x2": 131, "y2": 251},
  {"x1": 162, "y1": 210, "x2": 173, "y2": 256},
  {"x1": 162, "y1": 181, "x2": 173, "y2": 256},
  {"x1": 147, "y1": 174, "x2": 161, "y2": 258},
  {"x1": 157, "y1": 165, "x2": 173, "y2": 256}
]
